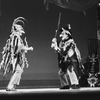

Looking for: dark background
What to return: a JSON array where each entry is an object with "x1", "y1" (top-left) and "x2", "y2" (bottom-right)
[{"x1": 0, "y1": 0, "x2": 97, "y2": 81}]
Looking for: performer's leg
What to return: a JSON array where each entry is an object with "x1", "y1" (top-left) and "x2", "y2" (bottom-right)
[
  {"x1": 6, "y1": 64, "x2": 23, "y2": 91},
  {"x1": 58, "y1": 69, "x2": 70, "y2": 89},
  {"x1": 67, "y1": 65, "x2": 80, "y2": 89},
  {"x1": 67, "y1": 67, "x2": 79, "y2": 85}
]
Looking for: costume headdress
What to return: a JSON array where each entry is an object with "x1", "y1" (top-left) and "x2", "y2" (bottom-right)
[
  {"x1": 59, "y1": 24, "x2": 72, "y2": 41},
  {"x1": 11, "y1": 17, "x2": 26, "y2": 33},
  {"x1": 60, "y1": 24, "x2": 71, "y2": 35}
]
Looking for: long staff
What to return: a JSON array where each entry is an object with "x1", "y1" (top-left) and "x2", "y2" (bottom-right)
[{"x1": 54, "y1": 12, "x2": 62, "y2": 38}]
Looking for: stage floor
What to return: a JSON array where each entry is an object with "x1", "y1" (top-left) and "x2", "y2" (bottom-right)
[
  {"x1": 0, "y1": 87, "x2": 100, "y2": 100},
  {"x1": 0, "y1": 87, "x2": 100, "y2": 94}
]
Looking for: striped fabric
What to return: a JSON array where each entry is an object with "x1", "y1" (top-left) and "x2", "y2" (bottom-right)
[{"x1": 0, "y1": 34, "x2": 28, "y2": 75}]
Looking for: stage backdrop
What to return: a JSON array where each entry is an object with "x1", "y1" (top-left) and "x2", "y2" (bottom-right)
[{"x1": 0, "y1": 0, "x2": 97, "y2": 82}]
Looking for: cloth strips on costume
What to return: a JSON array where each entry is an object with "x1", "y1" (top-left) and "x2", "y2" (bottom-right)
[{"x1": 0, "y1": 34, "x2": 29, "y2": 76}]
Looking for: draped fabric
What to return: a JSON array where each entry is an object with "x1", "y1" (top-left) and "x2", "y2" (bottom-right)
[
  {"x1": 0, "y1": 34, "x2": 29, "y2": 75},
  {"x1": 44, "y1": 0, "x2": 100, "y2": 12},
  {"x1": 87, "y1": 38, "x2": 98, "y2": 56},
  {"x1": 57, "y1": 38, "x2": 81, "y2": 69},
  {"x1": 0, "y1": 38, "x2": 12, "y2": 75}
]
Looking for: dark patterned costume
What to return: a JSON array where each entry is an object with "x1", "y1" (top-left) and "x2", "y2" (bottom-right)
[{"x1": 51, "y1": 26, "x2": 82, "y2": 89}]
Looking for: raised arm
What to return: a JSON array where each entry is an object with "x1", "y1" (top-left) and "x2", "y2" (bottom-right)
[
  {"x1": 24, "y1": 37, "x2": 33, "y2": 52},
  {"x1": 51, "y1": 38, "x2": 60, "y2": 52}
]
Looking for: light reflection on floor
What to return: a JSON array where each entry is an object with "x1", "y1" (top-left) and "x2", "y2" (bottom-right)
[{"x1": 0, "y1": 87, "x2": 100, "y2": 94}]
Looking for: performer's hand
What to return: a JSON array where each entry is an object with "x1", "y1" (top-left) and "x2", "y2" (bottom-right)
[
  {"x1": 52, "y1": 38, "x2": 57, "y2": 43},
  {"x1": 29, "y1": 47, "x2": 33, "y2": 51},
  {"x1": 51, "y1": 38, "x2": 57, "y2": 48}
]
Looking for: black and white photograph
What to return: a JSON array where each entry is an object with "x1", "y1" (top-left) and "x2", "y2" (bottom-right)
[{"x1": 0, "y1": 0, "x2": 100, "y2": 99}]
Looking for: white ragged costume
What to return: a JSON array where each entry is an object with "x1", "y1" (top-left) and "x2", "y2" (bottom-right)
[{"x1": 0, "y1": 17, "x2": 33, "y2": 91}]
